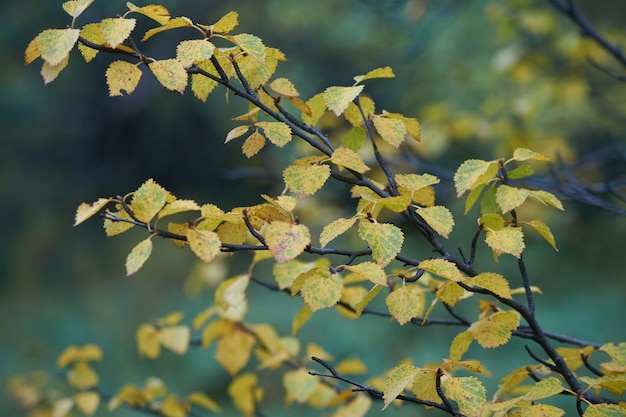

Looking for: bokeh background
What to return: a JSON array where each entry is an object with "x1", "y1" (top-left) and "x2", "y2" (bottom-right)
[{"x1": 2, "y1": 0, "x2": 626, "y2": 415}]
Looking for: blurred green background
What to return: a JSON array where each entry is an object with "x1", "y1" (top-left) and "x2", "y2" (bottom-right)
[{"x1": 2, "y1": 0, "x2": 626, "y2": 415}]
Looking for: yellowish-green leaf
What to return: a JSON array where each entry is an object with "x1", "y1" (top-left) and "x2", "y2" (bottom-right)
[
  {"x1": 301, "y1": 272, "x2": 343, "y2": 311},
  {"x1": 149, "y1": 59, "x2": 188, "y2": 93},
  {"x1": 264, "y1": 221, "x2": 311, "y2": 263},
  {"x1": 74, "y1": 198, "x2": 110, "y2": 226},
  {"x1": 344, "y1": 262, "x2": 387, "y2": 286},
  {"x1": 525, "y1": 377, "x2": 564, "y2": 401},
  {"x1": 68, "y1": 361, "x2": 99, "y2": 390},
  {"x1": 386, "y1": 285, "x2": 425, "y2": 325},
  {"x1": 449, "y1": 331, "x2": 473, "y2": 361},
  {"x1": 511, "y1": 147, "x2": 551, "y2": 162},
  {"x1": 411, "y1": 369, "x2": 441, "y2": 405},
  {"x1": 443, "y1": 376, "x2": 486, "y2": 417},
  {"x1": 142, "y1": 16, "x2": 194, "y2": 41},
  {"x1": 372, "y1": 115, "x2": 407, "y2": 148},
  {"x1": 344, "y1": 96, "x2": 375, "y2": 126},
  {"x1": 529, "y1": 189, "x2": 565, "y2": 210},
  {"x1": 320, "y1": 217, "x2": 356, "y2": 248},
  {"x1": 100, "y1": 18, "x2": 136, "y2": 49},
  {"x1": 191, "y1": 62, "x2": 218, "y2": 101},
  {"x1": 268, "y1": 78, "x2": 299, "y2": 97},
  {"x1": 136, "y1": 323, "x2": 160, "y2": 358},
  {"x1": 485, "y1": 227, "x2": 525, "y2": 258},
  {"x1": 524, "y1": 219, "x2": 558, "y2": 251},
  {"x1": 358, "y1": 221, "x2": 404, "y2": 267},
  {"x1": 600, "y1": 342, "x2": 626, "y2": 373},
  {"x1": 508, "y1": 164, "x2": 534, "y2": 179},
  {"x1": 496, "y1": 185, "x2": 531, "y2": 213},
  {"x1": 216, "y1": 327, "x2": 256, "y2": 375},
  {"x1": 416, "y1": 206, "x2": 454, "y2": 238},
  {"x1": 323, "y1": 85, "x2": 364, "y2": 116},
  {"x1": 256, "y1": 121, "x2": 292, "y2": 147},
  {"x1": 283, "y1": 368, "x2": 320, "y2": 403},
  {"x1": 131, "y1": 179, "x2": 167, "y2": 223},
  {"x1": 188, "y1": 392, "x2": 221, "y2": 413},
  {"x1": 106, "y1": 60, "x2": 142, "y2": 96},
  {"x1": 418, "y1": 258, "x2": 465, "y2": 281},
  {"x1": 159, "y1": 326, "x2": 190, "y2": 354},
  {"x1": 283, "y1": 164, "x2": 330, "y2": 196},
  {"x1": 157, "y1": 199, "x2": 200, "y2": 219},
  {"x1": 41, "y1": 54, "x2": 70, "y2": 84},
  {"x1": 176, "y1": 39, "x2": 214, "y2": 68},
  {"x1": 104, "y1": 214, "x2": 134, "y2": 236},
  {"x1": 301, "y1": 93, "x2": 326, "y2": 126},
  {"x1": 187, "y1": 228, "x2": 221, "y2": 263},
  {"x1": 464, "y1": 183, "x2": 486, "y2": 215},
  {"x1": 435, "y1": 281, "x2": 466, "y2": 306},
  {"x1": 331, "y1": 147, "x2": 370, "y2": 173},
  {"x1": 74, "y1": 391, "x2": 99, "y2": 416},
  {"x1": 63, "y1": 0, "x2": 94, "y2": 18},
  {"x1": 468, "y1": 310, "x2": 520, "y2": 348},
  {"x1": 341, "y1": 126, "x2": 366, "y2": 152},
  {"x1": 354, "y1": 284, "x2": 382, "y2": 315},
  {"x1": 126, "y1": 3, "x2": 170, "y2": 25},
  {"x1": 454, "y1": 159, "x2": 499, "y2": 197},
  {"x1": 77, "y1": 23, "x2": 104, "y2": 62},
  {"x1": 125, "y1": 238, "x2": 153, "y2": 276},
  {"x1": 383, "y1": 364, "x2": 420, "y2": 410},
  {"x1": 231, "y1": 33, "x2": 266, "y2": 62},
  {"x1": 35, "y1": 28, "x2": 80, "y2": 66},
  {"x1": 468, "y1": 272, "x2": 512, "y2": 299},
  {"x1": 336, "y1": 358, "x2": 368, "y2": 375},
  {"x1": 211, "y1": 11, "x2": 239, "y2": 33},
  {"x1": 24, "y1": 37, "x2": 41, "y2": 65},
  {"x1": 480, "y1": 213, "x2": 505, "y2": 230},
  {"x1": 395, "y1": 173, "x2": 440, "y2": 192},
  {"x1": 583, "y1": 404, "x2": 626, "y2": 417},
  {"x1": 480, "y1": 185, "x2": 499, "y2": 215},
  {"x1": 353, "y1": 66, "x2": 395, "y2": 83}
]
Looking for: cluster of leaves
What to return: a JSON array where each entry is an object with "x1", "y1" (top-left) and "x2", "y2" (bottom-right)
[{"x1": 11, "y1": 1, "x2": 626, "y2": 417}]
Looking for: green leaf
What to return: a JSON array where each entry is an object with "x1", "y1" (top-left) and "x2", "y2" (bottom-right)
[
  {"x1": 507, "y1": 164, "x2": 534, "y2": 179},
  {"x1": 283, "y1": 164, "x2": 330, "y2": 196},
  {"x1": 264, "y1": 221, "x2": 311, "y2": 263},
  {"x1": 468, "y1": 310, "x2": 520, "y2": 348},
  {"x1": 35, "y1": 28, "x2": 80, "y2": 66},
  {"x1": 383, "y1": 364, "x2": 420, "y2": 410},
  {"x1": 62, "y1": 0, "x2": 94, "y2": 18},
  {"x1": 301, "y1": 272, "x2": 343, "y2": 312},
  {"x1": 130, "y1": 179, "x2": 167, "y2": 223},
  {"x1": 283, "y1": 368, "x2": 319, "y2": 403},
  {"x1": 126, "y1": 3, "x2": 170, "y2": 25},
  {"x1": 100, "y1": 17, "x2": 136, "y2": 49},
  {"x1": 443, "y1": 376, "x2": 486, "y2": 417},
  {"x1": 464, "y1": 183, "x2": 486, "y2": 215},
  {"x1": 372, "y1": 115, "x2": 407, "y2": 148},
  {"x1": 418, "y1": 259, "x2": 465, "y2": 281},
  {"x1": 511, "y1": 147, "x2": 551, "y2": 162},
  {"x1": 74, "y1": 198, "x2": 110, "y2": 226},
  {"x1": 331, "y1": 147, "x2": 370, "y2": 173},
  {"x1": 524, "y1": 377, "x2": 564, "y2": 401},
  {"x1": 354, "y1": 284, "x2": 383, "y2": 315},
  {"x1": 583, "y1": 404, "x2": 626, "y2": 417},
  {"x1": 343, "y1": 262, "x2": 387, "y2": 286},
  {"x1": 320, "y1": 217, "x2": 356, "y2": 247},
  {"x1": 416, "y1": 206, "x2": 454, "y2": 238},
  {"x1": 468, "y1": 272, "x2": 512, "y2": 299},
  {"x1": 106, "y1": 60, "x2": 142, "y2": 96},
  {"x1": 480, "y1": 185, "x2": 499, "y2": 215},
  {"x1": 256, "y1": 121, "x2": 292, "y2": 147},
  {"x1": 323, "y1": 85, "x2": 364, "y2": 116},
  {"x1": 485, "y1": 227, "x2": 525, "y2": 258},
  {"x1": 142, "y1": 16, "x2": 194, "y2": 41},
  {"x1": 125, "y1": 238, "x2": 153, "y2": 275},
  {"x1": 148, "y1": 59, "x2": 188, "y2": 93},
  {"x1": 524, "y1": 219, "x2": 558, "y2": 251},
  {"x1": 454, "y1": 159, "x2": 498, "y2": 197},
  {"x1": 353, "y1": 66, "x2": 395, "y2": 83},
  {"x1": 176, "y1": 39, "x2": 215, "y2": 68},
  {"x1": 496, "y1": 185, "x2": 530, "y2": 213},
  {"x1": 386, "y1": 286, "x2": 425, "y2": 325},
  {"x1": 358, "y1": 221, "x2": 404, "y2": 267},
  {"x1": 231, "y1": 33, "x2": 266, "y2": 62},
  {"x1": 186, "y1": 228, "x2": 221, "y2": 263}
]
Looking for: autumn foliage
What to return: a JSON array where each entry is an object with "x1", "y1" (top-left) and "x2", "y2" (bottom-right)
[{"x1": 10, "y1": 1, "x2": 626, "y2": 417}]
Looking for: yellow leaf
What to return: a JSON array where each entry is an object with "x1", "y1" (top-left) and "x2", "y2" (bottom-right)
[
  {"x1": 485, "y1": 227, "x2": 525, "y2": 258},
  {"x1": 496, "y1": 185, "x2": 531, "y2": 213},
  {"x1": 62, "y1": 0, "x2": 94, "y2": 18},
  {"x1": 126, "y1": 3, "x2": 170, "y2": 25},
  {"x1": 228, "y1": 373, "x2": 261, "y2": 414},
  {"x1": 449, "y1": 331, "x2": 473, "y2": 361},
  {"x1": 331, "y1": 147, "x2": 370, "y2": 173},
  {"x1": 353, "y1": 66, "x2": 395, "y2": 83},
  {"x1": 142, "y1": 16, "x2": 194, "y2": 41},
  {"x1": 216, "y1": 328, "x2": 256, "y2": 375},
  {"x1": 583, "y1": 404, "x2": 626, "y2": 417},
  {"x1": 386, "y1": 285, "x2": 425, "y2": 325},
  {"x1": 160, "y1": 394, "x2": 187, "y2": 417},
  {"x1": 136, "y1": 323, "x2": 160, "y2": 359},
  {"x1": 225, "y1": 125, "x2": 250, "y2": 143},
  {"x1": 354, "y1": 284, "x2": 383, "y2": 315},
  {"x1": 358, "y1": 221, "x2": 404, "y2": 267},
  {"x1": 292, "y1": 303, "x2": 313, "y2": 335},
  {"x1": 231, "y1": 33, "x2": 266, "y2": 62},
  {"x1": 214, "y1": 274, "x2": 249, "y2": 321},
  {"x1": 125, "y1": 238, "x2": 153, "y2": 276},
  {"x1": 465, "y1": 183, "x2": 486, "y2": 215},
  {"x1": 344, "y1": 262, "x2": 387, "y2": 286},
  {"x1": 35, "y1": 28, "x2": 80, "y2": 66},
  {"x1": 436, "y1": 281, "x2": 466, "y2": 306},
  {"x1": 330, "y1": 393, "x2": 371, "y2": 416},
  {"x1": 41, "y1": 54, "x2": 70, "y2": 84},
  {"x1": 403, "y1": 116, "x2": 421, "y2": 141},
  {"x1": 129, "y1": 179, "x2": 167, "y2": 223},
  {"x1": 187, "y1": 228, "x2": 221, "y2": 263},
  {"x1": 241, "y1": 130, "x2": 266, "y2": 158},
  {"x1": 100, "y1": 17, "x2": 136, "y2": 49},
  {"x1": 418, "y1": 258, "x2": 465, "y2": 281},
  {"x1": 443, "y1": 376, "x2": 486, "y2": 417},
  {"x1": 74, "y1": 391, "x2": 99, "y2": 416},
  {"x1": 283, "y1": 164, "x2": 330, "y2": 196},
  {"x1": 323, "y1": 85, "x2": 364, "y2": 116},
  {"x1": 106, "y1": 60, "x2": 142, "y2": 96},
  {"x1": 149, "y1": 59, "x2": 188, "y2": 93},
  {"x1": 301, "y1": 93, "x2": 326, "y2": 125},
  {"x1": 344, "y1": 96, "x2": 375, "y2": 126},
  {"x1": 157, "y1": 199, "x2": 200, "y2": 219},
  {"x1": 188, "y1": 392, "x2": 221, "y2": 413},
  {"x1": 522, "y1": 219, "x2": 558, "y2": 251},
  {"x1": 524, "y1": 377, "x2": 564, "y2": 401},
  {"x1": 68, "y1": 361, "x2": 98, "y2": 389},
  {"x1": 176, "y1": 39, "x2": 214, "y2": 68},
  {"x1": 200, "y1": 319, "x2": 233, "y2": 348},
  {"x1": 600, "y1": 342, "x2": 626, "y2": 373},
  {"x1": 159, "y1": 311, "x2": 184, "y2": 326},
  {"x1": 287, "y1": 97, "x2": 311, "y2": 116},
  {"x1": 53, "y1": 397, "x2": 74, "y2": 417},
  {"x1": 283, "y1": 368, "x2": 320, "y2": 403},
  {"x1": 301, "y1": 272, "x2": 343, "y2": 311},
  {"x1": 159, "y1": 326, "x2": 190, "y2": 355},
  {"x1": 74, "y1": 198, "x2": 110, "y2": 226},
  {"x1": 468, "y1": 310, "x2": 520, "y2": 348},
  {"x1": 268, "y1": 77, "x2": 299, "y2": 97},
  {"x1": 454, "y1": 159, "x2": 499, "y2": 197},
  {"x1": 264, "y1": 221, "x2": 310, "y2": 263},
  {"x1": 255, "y1": 121, "x2": 292, "y2": 147},
  {"x1": 511, "y1": 147, "x2": 551, "y2": 162},
  {"x1": 336, "y1": 358, "x2": 368, "y2": 375},
  {"x1": 211, "y1": 11, "x2": 239, "y2": 34},
  {"x1": 416, "y1": 206, "x2": 454, "y2": 238},
  {"x1": 372, "y1": 115, "x2": 407, "y2": 148},
  {"x1": 273, "y1": 259, "x2": 309, "y2": 290},
  {"x1": 468, "y1": 272, "x2": 512, "y2": 299},
  {"x1": 411, "y1": 369, "x2": 442, "y2": 404},
  {"x1": 77, "y1": 23, "x2": 103, "y2": 62},
  {"x1": 395, "y1": 173, "x2": 440, "y2": 192},
  {"x1": 383, "y1": 363, "x2": 420, "y2": 410},
  {"x1": 529, "y1": 189, "x2": 564, "y2": 210},
  {"x1": 24, "y1": 37, "x2": 41, "y2": 65}
]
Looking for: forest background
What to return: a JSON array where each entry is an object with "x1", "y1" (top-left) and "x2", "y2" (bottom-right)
[{"x1": 2, "y1": 0, "x2": 626, "y2": 415}]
